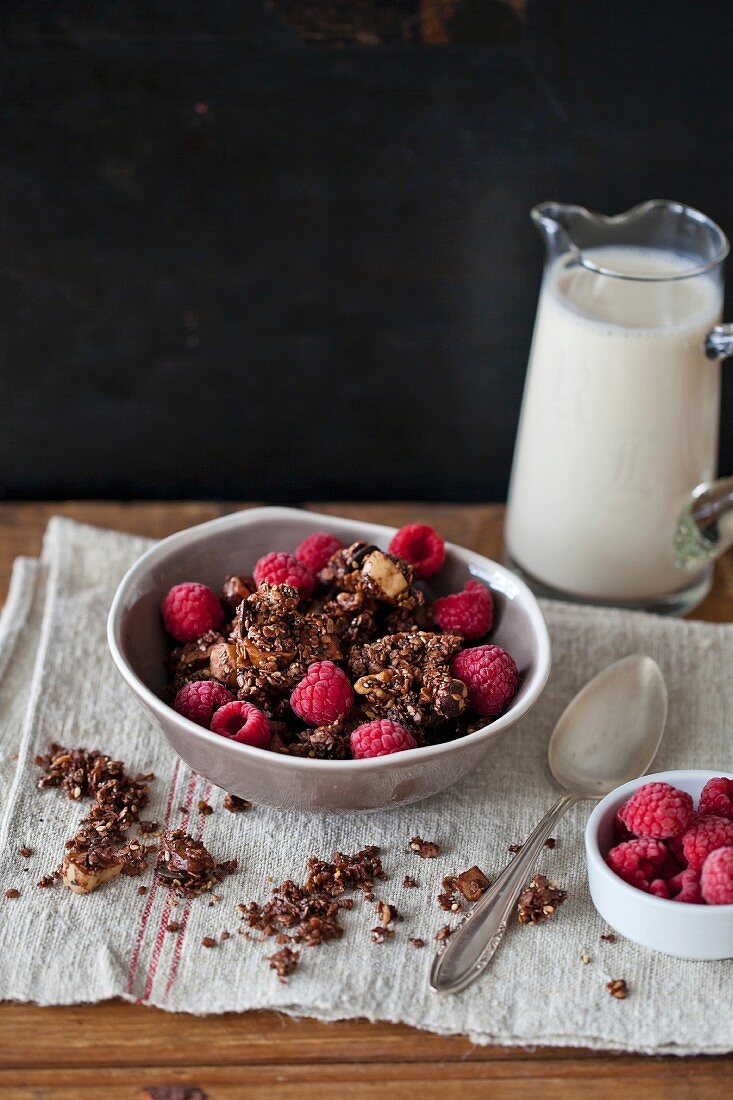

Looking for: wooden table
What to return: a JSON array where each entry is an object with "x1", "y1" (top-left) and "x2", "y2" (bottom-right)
[{"x1": 1, "y1": 501, "x2": 731, "y2": 1100}]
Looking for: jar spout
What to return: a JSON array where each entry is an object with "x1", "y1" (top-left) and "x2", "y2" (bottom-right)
[{"x1": 530, "y1": 202, "x2": 582, "y2": 261}]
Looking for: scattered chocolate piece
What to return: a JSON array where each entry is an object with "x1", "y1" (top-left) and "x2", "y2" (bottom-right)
[
  {"x1": 139, "y1": 1086, "x2": 209, "y2": 1100},
  {"x1": 201, "y1": 936, "x2": 217, "y2": 948},
  {"x1": 410, "y1": 836, "x2": 440, "y2": 859},
  {"x1": 37, "y1": 874, "x2": 57, "y2": 888},
  {"x1": 517, "y1": 875, "x2": 567, "y2": 925},
  {"x1": 221, "y1": 930, "x2": 231, "y2": 941},
  {"x1": 155, "y1": 830, "x2": 236, "y2": 897},
  {"x1": 600, "y1": 933, "x2": 617, "y2": 943},
  {"x1": 435, "y1": 924, "x2": 453, "y2": 942},
  {"x1": 508, "y1": 843, "x2": 523, "y2": 853},
  {"x1": 138, "y1": 820, "x2": 161, "y2": 836},
  {"x1": 410, "y1": 937, "x2": 425, "y2": 949},
  {"x1": 19, "y1": 846, "x2": 34, "y2": 858},
  {"x1": 454, "y1": 865, "x2": 491, "y2": 902},
  {"x1": 266, "y1": 944, "x2": 300, "y2": 982},
  {"x1": 166, "y1": 921, "x2": 180, "y2": 933},
  {"x1": 545, "y1": 837, "x2": 556, "y2": 849},
  {"x1": 403, "y1": 876, "x2": 418, "y2": 889},
  {"x1": 223, "y1": 794, "x2": 252, "y2": 813},
  {"x1": 197, "y1": 800, "x2": 213, "y2": 816},
  {"x1": 607, "y1": 978, "x2": 628, "y2": 1000},
  {"x1": 138, "y1": 885, "x2": 148, "y2": 895},
  {"x1": 4, "y1": 888, "x2": 20, "y2": 899}
]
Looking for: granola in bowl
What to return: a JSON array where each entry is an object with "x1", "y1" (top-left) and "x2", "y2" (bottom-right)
[{"x1": 161, "y1": 525, "x2": 520, "y2": 761}]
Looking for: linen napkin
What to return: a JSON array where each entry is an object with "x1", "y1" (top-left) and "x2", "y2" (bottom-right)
[{"x1": 0, "y1": 515, "x2": 731, "y2": 1055}]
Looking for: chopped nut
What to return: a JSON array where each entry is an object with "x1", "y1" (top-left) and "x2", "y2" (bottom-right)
[
  {"x1": 410, "y1": 836, "x2": 441, "y2": 859},
  {"x1": 607, "y1": 978, "x2": 628, "y2": 1000},
  {"x1": 360, "y1": 549, "x2": 409, "y2": 601},
  {"x1": 137, "y1": 885, "x2": 147, "y2": 895},
  {"x1": 403, "y1": 876, "x2": 418, "y2": 888},
  {"x1": 600, "y1": 933, "x2": 617, "y2": 943},
  {"x1": 209, "y1": 642, "x2": 239, "y2": 685},
  {"x1": 19, "y1": 846, "x2": 34, "y2": 858},
  {"x1": 4, "y1": 888, "x2": 20, "y2": 899},
  {"x1": 581, "y1": 953, "x2": 591, "y2": 965},
  {"x1": 409, "y1": 937, "x2": 425, "y2": 949},
  {"x1": 435, "y1": 924, "x2": 453, "y2": 942},
  {"x1": 166, "y1": 921, "x2": 180, "y2": 933},
  {"x1": 62, "y1": 853, "x2": 124, "y2": 895},
  {"x1": 201, "y1": 936, "x2": 217, "y2": 948},
  {"x1": 508, "y1": 843, "x2": 523, "y2": 853},
  {"x1": 197, "y1": 800, "x2": 213, "y2": 816}
]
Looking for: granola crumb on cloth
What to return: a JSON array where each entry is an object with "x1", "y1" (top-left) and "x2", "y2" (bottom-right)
[
  {"x1": 409, "y1": 836, "x2": 440, "y2": 858},
  {"x1": 517, "y1": 874, "x2": 567, "y2": 925},
  {"x1": 155, "y1": 829, "x2": 237, "y2": 897}
]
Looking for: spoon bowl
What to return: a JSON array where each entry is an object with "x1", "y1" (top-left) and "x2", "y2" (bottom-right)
[
  {"x1": 549, "y1": 654, "x2": 668, "y2": 797},
  {"x1": 430, "y1": 654, "x2": 668, "y2": 995}
]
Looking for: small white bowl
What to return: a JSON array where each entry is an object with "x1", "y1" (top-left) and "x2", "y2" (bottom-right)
[{"x1": 585, "y1": 769, "x2": 733, "y2": 960}]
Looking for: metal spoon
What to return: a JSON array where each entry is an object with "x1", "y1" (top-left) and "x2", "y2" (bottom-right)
[{"x1": 430, "y1": 654, "x2": 668, "y2": 995}]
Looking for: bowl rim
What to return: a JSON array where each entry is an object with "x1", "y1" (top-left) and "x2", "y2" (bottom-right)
[
  {"x1": 585, "y1": 768, "x2": 733, "y2": 913},
  {"x1": 107, "y1": 506, "x2": 551, "y2": 772}
]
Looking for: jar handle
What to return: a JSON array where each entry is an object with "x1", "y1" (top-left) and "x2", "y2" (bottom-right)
[
  {"x1": 706, "y1": 323, "x2": 733, "y2": 360},
  {"x1": 675, "y1": 477, "x2": 733, "y2": 569}
]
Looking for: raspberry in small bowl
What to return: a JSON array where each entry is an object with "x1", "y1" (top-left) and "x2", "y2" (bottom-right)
[{"x1": 585, "y1": 770, "x2": 733, "y2": 960}]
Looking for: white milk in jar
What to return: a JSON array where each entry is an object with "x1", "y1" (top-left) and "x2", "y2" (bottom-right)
[{"x1": 505, "y1": 246, "x2": 722, "y2": 601}]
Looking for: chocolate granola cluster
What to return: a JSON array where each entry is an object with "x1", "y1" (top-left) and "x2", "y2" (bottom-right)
[{"x1": 165, "y1": 530, "x2": 517, "y2": 759}]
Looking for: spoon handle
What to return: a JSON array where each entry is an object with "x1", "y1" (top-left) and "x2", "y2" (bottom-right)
[{"x1": 429, "y1": 793, "x2": 578, "y2": 995}]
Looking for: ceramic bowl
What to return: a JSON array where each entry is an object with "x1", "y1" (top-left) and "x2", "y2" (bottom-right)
[
  {"x1": 585, "y1": 769, "x2": 733, "y2": 960},
  {"x1": 108, "y1": 506, "x2": 551, "y2": 813}
]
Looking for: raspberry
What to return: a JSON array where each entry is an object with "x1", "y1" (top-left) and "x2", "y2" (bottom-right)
[
  {"x1": 681, "y1": 815, "x2": 733, "y2": 872},
  {"x1": 669, "y1": 867, "x2": 703, "y2": 904},
  {"x1": 617, "y1": 782, "x2": 693, "y2": 840},
  {"x1": 295, "y1": 532, "x2": 344, "y2": 575},
  {"x1": 162, "y1": 582, "x2": 224, "y2": 643},
  {"x1": 433, "y1": 580, "x2": 494, "y2": 640},
  {"x1": 699, "y1": 776, "x2": 733, "y2": 821},
  {"x1": 174, "y1": 680, "x2": 233, "y2": 728},
  {"x1": 613, "y1": 810, "x2": 635, "y2": 843},
  {"x1": 210, "y1": 701, "x2": 271, "y2": 749},
  {"x1": 290, "y1": 661, "x2": 354, "y2": 726},
  {"x1": 253, "y1": 552, "x2": 314, "y2": 599},
  {"x1": 388, "y1": 524, "x2": 445, "y2": 579},
  {"x1": 700, "y1": 847, "x2": 733, "y2": 905},
  {"x1": 606, "y1": 837, "x2": 668, "y2": 891},
  {"x1": 350, "y1": 719, "x2": 417, "y2": 759},
  {"x1": 450, "y1": 645, "x2": 519, "y2": 717},
  {"x1": 649, "y1": 878, "x2": 671, "y2": 899}
]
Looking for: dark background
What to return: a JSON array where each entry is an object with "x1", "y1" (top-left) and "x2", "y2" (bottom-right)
[{"x1": 3, "y1": 0, "x2": 733, "y2": 502}]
